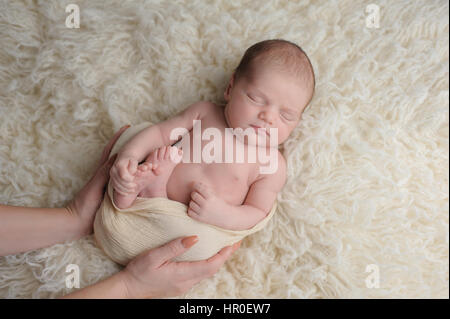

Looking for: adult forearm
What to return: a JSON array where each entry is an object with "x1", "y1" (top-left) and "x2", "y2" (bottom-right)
[{"x1": 0, "y1": 205, "x2": 84, "y2": 256}]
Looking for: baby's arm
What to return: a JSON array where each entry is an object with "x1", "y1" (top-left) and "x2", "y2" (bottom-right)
[
  {"x1": 111, "y1": 101, "x2": 210, "y2": 194},
  {"x1": 188, "y1": 152, "x2": 287, "y2": 230}
]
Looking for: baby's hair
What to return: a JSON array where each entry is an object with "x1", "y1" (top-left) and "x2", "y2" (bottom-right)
[{"x1": 234, "y1": 39, "x2": 315, "y2": 108}]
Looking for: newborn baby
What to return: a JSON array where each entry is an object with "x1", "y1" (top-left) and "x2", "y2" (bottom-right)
[{"x1": 94, "y1": 39, "x2": 315, "y2": 264}]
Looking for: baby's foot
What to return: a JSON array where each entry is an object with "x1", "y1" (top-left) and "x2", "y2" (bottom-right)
[{"x1": 137, "y1": 145, "x2": 183, "y2": 198}]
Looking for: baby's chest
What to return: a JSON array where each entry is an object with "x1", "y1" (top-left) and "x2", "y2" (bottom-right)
[
  {"x1": 203, "y1": 162, "x2": 253, "y2": 194},
  {"x1": 167, "y1": 161, "x2": 257, "y2": 206},
  {"x1": 167, "y1": 109, "x2": 260, "y2": 205}
]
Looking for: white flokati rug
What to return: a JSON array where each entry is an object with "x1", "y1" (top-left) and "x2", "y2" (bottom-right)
[{"x1": 0, "y1": 0, "x2": 448, "y2": 299}]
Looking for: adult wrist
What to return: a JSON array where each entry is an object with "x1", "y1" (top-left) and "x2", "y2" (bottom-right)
[
  {"x1": 117, "y1": 269, "x2": 144, "y2": 299},
  {"x1": 111, "y1": 271, "x2": 135, "y2": 299},
  {"x1": 64, "y1": 204, "x2": 91, "y2": 238},
  {"x1": 61, "y1": 268, "x2": 131, "y2": 299}
]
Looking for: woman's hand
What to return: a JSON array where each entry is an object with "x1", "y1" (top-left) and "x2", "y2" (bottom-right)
[
  {"x1": 62, "y1": 236, "x2": 241, "y2": 299},
  {"x1": 66, "y1": 125, "x2": 130, "y2": 236},
  {"x1": 120, "y1": 236, "x2": 242, "y2": 298},
  {"x1": 0, "y1": 125, "x2": 130, "y2": 256}
]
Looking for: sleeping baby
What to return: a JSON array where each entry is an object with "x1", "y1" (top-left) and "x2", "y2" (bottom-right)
[{"x1": 93, "y1": 39, "x2": 315, "y2": 265}]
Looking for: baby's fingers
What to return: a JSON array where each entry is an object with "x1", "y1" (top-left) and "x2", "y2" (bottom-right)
[
  {"x1": 128, "y1": 159, "x2": 138, "y2": 176},
  {"x1": 118, "y1": 165, "x2": 135, "y2": 182},
  {"x1": 114, "y1": 184, "x2": 136, "y2": 196},
  {"x1": 111, "y1": 175, "x2": 137, "y2": 194},
  {"x1": 111, "y1": 171, "x2": 135, "y2": 189},
  {"x1": 114, "y1": 188, "x2": 131, "y2": 197}
]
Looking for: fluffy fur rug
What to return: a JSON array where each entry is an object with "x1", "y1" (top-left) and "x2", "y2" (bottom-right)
[{"x1": 0, "y1": 0, "x2": 448, "y2": 298}]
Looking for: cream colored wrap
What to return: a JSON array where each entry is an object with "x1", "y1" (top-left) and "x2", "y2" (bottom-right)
[{"x1": 93, "y1": 122, "x2": 277, "y2": 265}]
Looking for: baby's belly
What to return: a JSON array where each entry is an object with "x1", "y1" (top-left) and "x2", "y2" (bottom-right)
[{"x1": 166, "y1": 162, "x2": 252, "y2": 207}]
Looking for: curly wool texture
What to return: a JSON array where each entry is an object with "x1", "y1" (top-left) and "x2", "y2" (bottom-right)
[{"x1": 0, "y1": 0, "x2": 448, "y2": 298}]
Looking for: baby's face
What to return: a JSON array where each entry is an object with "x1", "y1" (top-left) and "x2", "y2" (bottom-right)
[{"x1": 224, "y1": 64, "x2": 310, "y2": 147}]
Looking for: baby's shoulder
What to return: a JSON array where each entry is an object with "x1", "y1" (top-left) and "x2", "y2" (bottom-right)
[
  {"x1": 196, "y1": 100, "x2": 221, "y2": 110},
  {"x1": 187, "y1": 100, "x2": 221, "y2": 120},
  {"x1": 251, "y1": 149, "x2": 287, "y2": 186}
]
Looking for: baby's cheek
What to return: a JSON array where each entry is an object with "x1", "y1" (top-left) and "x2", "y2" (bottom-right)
[
  {"x1": 238, "y1": 101, "x2": 253, "y2": 116},
  {"x1": 277, "y1": 126, "x2": 290, "y2": 144}
]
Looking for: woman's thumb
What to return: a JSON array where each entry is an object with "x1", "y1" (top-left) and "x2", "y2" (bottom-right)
[{"x1": 151, "y1": 236, "x2": 198, "y2": 265}]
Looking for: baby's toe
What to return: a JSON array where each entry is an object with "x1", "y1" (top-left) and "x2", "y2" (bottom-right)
[
  {"x1": 150, "y1": 149, "x2": 158, "y2": 163},
  {"x1": 152, "y1": 163, "x2": 162, "y2": 176},
  {"x1": 157, "y1": 146, "x2": 166, "y2": 161},
  {"x1": 169, "y1": 147, "x2": 183, "y2": 163},
  {"x1": 163, "y1": 146, "x2": 171, "y2": 160}
]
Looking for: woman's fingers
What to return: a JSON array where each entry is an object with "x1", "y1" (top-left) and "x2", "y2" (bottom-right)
[
  {"x1": 122, "y1": 238, "x2": 241, "y2": 298},
  {"x1": 206, "y1": 241, "x2": 240, "y2": 269},
  {"x1": 146, "y1": 236, "x2": 199, "y2": 267},
  {"x1": 176, "y1": 241, "x2": 241, "y2": 282}
]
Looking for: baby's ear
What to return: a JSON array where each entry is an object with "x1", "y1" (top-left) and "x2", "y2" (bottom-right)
[{"x1": 224, "y1": 72, "x2": 235, "y2": 101}]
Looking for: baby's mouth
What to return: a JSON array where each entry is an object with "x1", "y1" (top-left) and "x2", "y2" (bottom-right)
[{"x1": 250, "y1": 125, "x2": 270, "y2": 136}]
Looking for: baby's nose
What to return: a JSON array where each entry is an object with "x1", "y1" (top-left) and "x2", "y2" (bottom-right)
[{"x1": 259, "y1": 110, "x2": 275, "y2": 125}]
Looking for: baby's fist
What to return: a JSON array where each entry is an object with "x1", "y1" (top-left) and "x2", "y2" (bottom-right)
[
  {"x1": 114, "y1": 157, "x2": 138, "y2": 180},
  {"x1": 110, "y1": 156, "x2": 138, "y2": 195},
  {"x1": 187, "y1": 182, "x2": 230, "y2": 228}
]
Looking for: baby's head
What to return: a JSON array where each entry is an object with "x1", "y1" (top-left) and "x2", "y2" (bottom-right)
[{"x1": 224, "y1": 39, "x2": 315, "y2": 146}]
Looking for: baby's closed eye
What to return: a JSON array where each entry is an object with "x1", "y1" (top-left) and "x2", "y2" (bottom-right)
[
  {"x1": 247, "y1": 93, "x2": 265, "y2": 104},
  {"x1": 280, "y1": 111, "x2": 296, "y2": 121}
]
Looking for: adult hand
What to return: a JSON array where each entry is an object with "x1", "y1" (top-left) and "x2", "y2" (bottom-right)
[
  {"x1": 66, "y1": 125, "x2": 130, "y2": 236},
  {"x1": 121, "y1": 236, "x2": 241, "y2": 298}
]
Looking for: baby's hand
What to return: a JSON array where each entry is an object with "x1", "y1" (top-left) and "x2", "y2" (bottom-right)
[
  {"x1": 187, "y1": 182, "x2": 231, "y2": 228},
  {"x1": 110, "y1": 155, "x2": 139, "y2": 195}
]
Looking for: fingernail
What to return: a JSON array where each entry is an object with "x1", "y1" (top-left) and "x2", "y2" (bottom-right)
[{"x1": 182, "y1": 236, "x2": 198, "y2": 248}]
